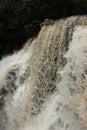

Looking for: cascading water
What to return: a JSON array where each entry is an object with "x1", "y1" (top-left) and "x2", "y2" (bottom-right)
[{"x1": 0, "y1": 16, "x2": 87, "y2": 130}]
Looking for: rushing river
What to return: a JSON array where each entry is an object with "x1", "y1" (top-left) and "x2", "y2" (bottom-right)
[{"x1": 0, "y1": 16, "x2": 87, "y2": 130}]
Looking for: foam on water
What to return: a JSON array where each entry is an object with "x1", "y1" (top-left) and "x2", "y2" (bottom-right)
[
  {"x1": 20, "y1": 26, "x2": 87, "y2": 130},
  {"x1": 0, "y1": 16, "x2": 87, "y2": 130}
]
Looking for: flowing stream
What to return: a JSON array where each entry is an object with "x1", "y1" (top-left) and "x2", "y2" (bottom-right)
[{"x1": 0, "y1": 16, "x2": 87, "y2": 130}]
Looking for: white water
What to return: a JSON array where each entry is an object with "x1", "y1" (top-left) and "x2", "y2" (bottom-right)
[{"x1": 0, "y1": 16, "x2": 87, "y2": 130}]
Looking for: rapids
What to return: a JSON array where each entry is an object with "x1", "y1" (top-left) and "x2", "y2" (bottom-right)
[{"x1": 0, "y1": 16, "x2": 87, "y2": 130}]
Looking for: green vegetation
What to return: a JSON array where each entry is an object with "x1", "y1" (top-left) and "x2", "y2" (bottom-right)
[{"x1": 0, "y1": 0, "x2": 87, "y2": 57}]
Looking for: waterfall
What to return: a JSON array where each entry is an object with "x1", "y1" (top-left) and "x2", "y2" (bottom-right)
[{"x1": 0, "y1": 16, "x2": 87, "y2": 130}]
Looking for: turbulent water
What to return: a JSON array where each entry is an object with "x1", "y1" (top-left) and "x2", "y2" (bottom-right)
[{"x1": 0, "y1": 16, "x2": 87, "y2": 130}]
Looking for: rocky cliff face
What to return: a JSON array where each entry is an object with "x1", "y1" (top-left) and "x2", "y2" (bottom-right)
[{"x1": 0, "y1": 16, "x2": 87, "y2": 130}]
